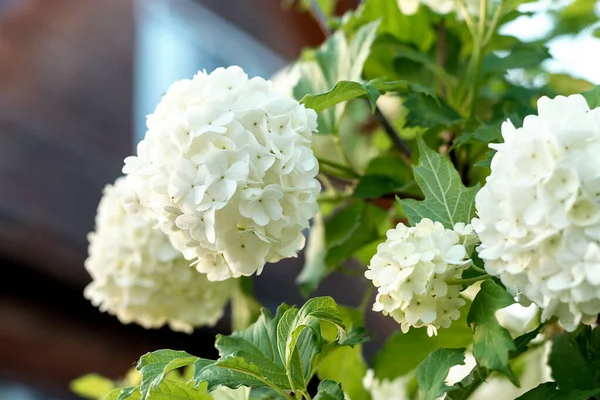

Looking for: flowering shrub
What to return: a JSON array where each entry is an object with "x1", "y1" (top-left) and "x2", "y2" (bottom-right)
[{"x1": 73, "y1": 1, "x2": 600, "y2": 400}]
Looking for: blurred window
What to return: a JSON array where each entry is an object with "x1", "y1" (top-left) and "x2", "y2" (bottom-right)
[{"x1": 134, "y1": 0, "x2": 286, "y2": 143}]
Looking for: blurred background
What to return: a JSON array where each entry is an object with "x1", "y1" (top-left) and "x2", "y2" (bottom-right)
[{"x1": 0, "y1": 0, "x2": 599, "y2": 399}]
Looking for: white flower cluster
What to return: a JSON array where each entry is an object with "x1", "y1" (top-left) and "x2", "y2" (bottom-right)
[
  {"x1": 366, "y1": 219, "x2": 476, "y2": 336},
  {"x1": 84, "y1": 178, "x2": 235, "y2": 333},
  {"x1": 397, "y1": 0, "x2": 479, "y2": 16},
  {"x1": 361, "y1": 369, "x2": 410, "y2": 400},
  {"x1": 473, "y1": 94, "x2": 600, "y2": 331},
  {"x1": 123, "y1": 66, "x2": 320, "y2": 281}
]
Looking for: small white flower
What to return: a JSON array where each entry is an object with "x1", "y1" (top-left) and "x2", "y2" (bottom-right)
[
  {"x1": 123, "y1": 66, "x2": 320, "y2": 280},
  {"x1": 84, "y1": 178, "x2": 235, "y2": 333},
  {"x1": 366, "y1": 219, "x2": 476, "y2": 335},
  {"x1": 473, "y1": 94, "x2": 600, "y2": 331}
]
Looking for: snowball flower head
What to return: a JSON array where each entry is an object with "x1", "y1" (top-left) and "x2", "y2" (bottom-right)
[
  {"x1": 84, "y1": 177, "x2": 235, "y2": 333},
  {"x1": 123, "y1": 66, "x2": 320, "y2": 281},
  {"x1": 472, "y1": 94, "x2": 600, "y2": 331},
  {"x1": 365, "y1": 219, "x2": 476, "y2": 336}
]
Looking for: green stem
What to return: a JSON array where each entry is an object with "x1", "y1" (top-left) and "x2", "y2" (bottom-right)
[
  {"x1": 478, "y1": 0, "x2": 488, "y2": 41},
  {"x1": 482, "y1": 1, "x2": 505, "y2": 47},
  {"x1": 447, "y1": 274, "x2": 490, "y2": 286},
  {"x1": 456, "y1": 0, "x2": 478, "y2": 38},
  {"x1": 470, "y1": 264, "x2": 488, "y2": 275},
  {"x1": 466, "y1": 0, "x2": 488, "y2": 117},
  {"x1": 317, "y1": 157, "x2": 360, "y2": 178},
  {"x1": 284, "y1": 364, "x2": 296, "y2": 399},
  {"x1": 301, "y1": 389, "x2": 313, "y2": 400}
]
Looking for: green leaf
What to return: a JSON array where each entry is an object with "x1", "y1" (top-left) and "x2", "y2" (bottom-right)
[
  {"x1": 193, "y1": 358, "x2": 267, "y2": 392},
  {"x1": 295, "y1": 21, "x2": 380, "y2": 133},
  {"x1": 416, "y1": 348, "x2": 466, "y2": 400},
  {"x1": 71, "y1": 374, "x2": 115, "y2": 399},
  {"x1": 453, "y1": 122, "x2": 503, "y2": 148},
  {"x1": 346, "y1": 21, "x2": 382, "y2": 84},
  {"x1": 352, "y1": 153, "x2": 417, "y2": 201},
  {"x1": 147, "y1": 377, "x2": 212, "y2": 400},
  {"x1": 515, "y1": 382, "x2": 600, "y2": 400},
  {"x1": 131, "y1": 299, "x2": 363, "y2": 399},
  {"x1": 136, "y1": 350, "x2": 197, "y2": 399},
  {"x1": 105, "y1": 387, "x2": 141, "y2": 400},
  {"x1": 301, "y1": 78, "x2": 434, "y2": 115},
  {"x1": 398, "y1": 137, "x2": 480, "y2": 228},
  {"x1": 317, "y1": 305, "x2": 371, "y2": 400},
  {"x1": 582, "y1": 85, "x2": 600, "y2": 109},
  {"x1": 302, "y1": 80, "x2": 380, "y2": 113},
  {"x1": 447, "y1": 324, "x2": 545, "y2": 400},
  {"x1": 212, "y1": 307, "x2": 292, "y2": 390},
  {"x1": 392, "y1": 46, "x2": 457, "y2": 89},
  {"x1": 364, "y1": 155, "x2": 413, "y2": 179},
  {"x1": 277, "y1": 297, "x2": 346, "y2": 376},
  {"x1": 373, "y1": 310, "x2": 472, "y2": 380},
  {"x1": 547, "y1": 74, "x2": 594, "y2": 96},
  {"x1": 474, "y1": 150, "x2": 495, "y2": 168},
  {"x1": 294, "y1": 62, "x2": 333, "y2": 132},
  {"x1": 482, "y1": 44, "x2": 550, "y2": 75},
  {"x1": 215, "y1": 336, "x2": 290, "y2": 385},
  {"x1": 214, "y1": 356, "x2": 289, "y2": 389},
  {"x1": 325, "y1": 202, "x2": 390, "y2": 267},
  {"x1": 548, "y1": 0, "x2": 598, "y2": 37},
  {"x1": 314, "y1": 380, "x2": 345, "y2": 400},
  {"x1": 467, "y1": 280, "x2": 517, "y2": 384},
  {"x1": 510, "y1": 324, "x2": 544, "y2": 358},
  {"x1": 353, "y1": 174, "x2": 405, "y2": 199},
  {"x1": 549, "y1": 333, "x2": 595, "y2": 392},
  {"x1": 296, "y1": 213, "x2": 328, "y2": 297},
  {"x1": 404, "y1": 93, "x2": 461, "y2": 129},
  {"x1": 317, "y1": 346, "x2": 370, "y2": 400},
  {"x1": 354, "y1": 0, "x2": 435, "y2": 52}
]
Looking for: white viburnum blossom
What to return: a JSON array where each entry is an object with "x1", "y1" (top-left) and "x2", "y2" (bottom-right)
[
  {"x1": 122, "y1": 66, "x2": 320, "y2": 281},
  {"x1": 361, "y1": 369, "x2": 410, "y2": 400},
  {"x1": 84, "y1": 177, "x2": 235, "y2": 333},
  {"x1": 472, "y1": 94, "x2": 600, "y2": 331},
  {"x1": 365, "y1": 218, "x2": 477, "y2": 336},
  {"x1": 397, "y1": 0, "x2": 479, "y2": 16}
]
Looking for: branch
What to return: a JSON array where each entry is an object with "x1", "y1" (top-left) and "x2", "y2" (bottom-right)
[{"x1": 374, "y1": 107, "x2": 412, "y2": 163}]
